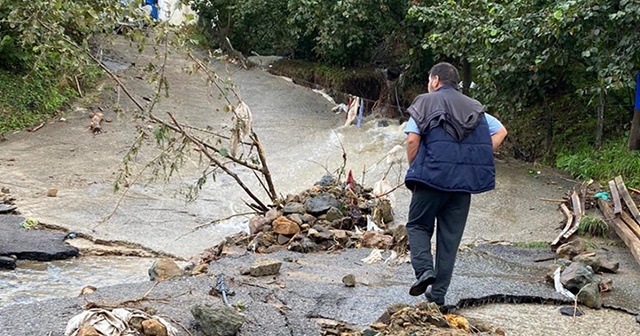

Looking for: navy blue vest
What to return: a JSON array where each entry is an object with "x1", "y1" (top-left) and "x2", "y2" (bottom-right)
[{"x1": 405, "y1": 116, "x2": 495, "y2": 194}]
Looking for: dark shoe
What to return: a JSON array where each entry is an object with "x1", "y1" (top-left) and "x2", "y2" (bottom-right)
[
  {"x1": 409, "y1": 270, "x2": 435, "y2": 296},
  {"x1": 425, "y1": 289, "x2": 445, "y2": 305}
]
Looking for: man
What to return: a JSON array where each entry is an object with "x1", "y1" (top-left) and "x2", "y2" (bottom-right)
[{"x1": 404, "y1": 62, "x2": 507, "y2": 305}]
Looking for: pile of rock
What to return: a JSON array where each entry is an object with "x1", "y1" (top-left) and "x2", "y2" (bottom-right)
[
  {"x1": 546, "y1": 238, "x2": 619, "y2": 308},
  {"x1": 240, "y1": 175, "x2": 404, "y2": 254}
]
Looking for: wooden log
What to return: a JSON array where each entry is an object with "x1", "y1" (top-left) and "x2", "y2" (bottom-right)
[
  {"x1": 614, "y1": 176, "x2": 640, "y2": 223},
  {"x1": 540, "y1": 198, "x2": 568, "y2": 203},
  {"x1": 620, "y1": 211, "x2": 640, "y2": 240},
  {"x1": 630, "y1": 187, "x2": 640, "y2": 195},
  {"x1": 608, "y1": 180, "x2": 623, "y2": 214},
  {"x1": 552, "y1": 204, "x2": 574, "y2": 246},
  {"x1": 598, "y1": 199, "x2": 640, "y2": 267}
]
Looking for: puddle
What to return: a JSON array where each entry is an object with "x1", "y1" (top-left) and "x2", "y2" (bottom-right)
[{"x1": 0, "y1": 256, "x2": 153, "y2": 306}]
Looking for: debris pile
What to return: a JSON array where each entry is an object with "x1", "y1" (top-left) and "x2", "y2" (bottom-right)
[
  {"x1": 64, "y1": 308, "x2": 177, "y2": 336},
  {"x1": 232, "y1": 174, "x2": 406, "y2": 255},
  {"x1": 318, "y1": 303, "x2": 505, "y2": 336},
  {"x1": 545, "y1": 238, "x2": 619, "y2": 309}
]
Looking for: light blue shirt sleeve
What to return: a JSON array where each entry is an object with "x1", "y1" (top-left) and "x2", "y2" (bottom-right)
[
  {"x1": 404, "y1": 117, "x2": 420, "y2": 134},
  {"x1": 484, "y1": 113, "x2": 504, "y2": 135},
  {"x1": 404, "y1": 114, "x2": 504, "y2": 135}
]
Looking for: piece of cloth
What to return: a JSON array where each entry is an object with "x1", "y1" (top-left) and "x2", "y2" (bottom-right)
[
  {"x1": 356, "y1": 97, "x2": 364, "y2": 127},
  {"x1": 404, "y1": 113, "x2": 503, "y2": 135},
  {"x1": 406, "y1": 184, "x2": 471, "y2": 300},
  {"x1": 65, "y1": 308, "x2": 178, "y2": 336},
  {"x1": 405, "y1": 116, "x2": 495, "y2": 193},
  {"x1": 407, "y1": 86, "x2": 485, "y2": 141}
]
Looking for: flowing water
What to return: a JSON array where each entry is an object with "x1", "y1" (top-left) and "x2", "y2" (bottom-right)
[{"x1": 0, "y1": 115, "x2": 410, "y2": 307}]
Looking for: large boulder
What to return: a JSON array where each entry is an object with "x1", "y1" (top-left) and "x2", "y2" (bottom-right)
[
  {"x1": 191, "y1": 305, "x2": 245, "y2": 336},
  {"x1": 304, "y1": 194, "x2": 340, "y2": 215}
]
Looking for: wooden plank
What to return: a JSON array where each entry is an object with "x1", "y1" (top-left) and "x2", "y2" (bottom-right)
[
  {"x1": 620, "y1": 211, "x2": 640, "y2": 240},
  {"x1": 562, "y1": 191, "x2": 582, "y2": 239},
  {"x1": 608, "y1": 180, "x2": 623, "y2": 214},
  {"x1": 598, "y1": 199, "x2": 640, "y2": 267},
  {"x1": 614, "y1": 176, "x2": 640, "y2": 223},
  {"x1": 552, "y1": 204, "x2": 574, "y2": 246},
  {"x1": 540, "y1": 198, "x2": 568, "y2": 203}
]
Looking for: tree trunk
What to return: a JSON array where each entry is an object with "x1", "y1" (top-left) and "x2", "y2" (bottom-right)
[
  {"x1": 461, "y1": 58, "x2": 471, "y2": 95},
  {"x1": 629, "y1": 109, "x2": 640, "y2": 150},
  {"x1": 596, "y1": 89, "x2": 605, "y2": 148}
]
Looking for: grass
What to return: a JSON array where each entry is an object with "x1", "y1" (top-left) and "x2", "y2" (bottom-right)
[
  {"x1": 577, "y1": 215, "x2": 610, "y2": 238},
  {"x1": 556, "y1": 140, "x2": 640, "y2": 188},
  {"x1": 0, "y1": 66, "x2": 102, "y2": 135}
]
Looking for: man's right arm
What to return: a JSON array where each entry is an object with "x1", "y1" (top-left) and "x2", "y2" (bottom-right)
[{"x1": 407, "y1": 133, "x2": 421, "y2": 164}]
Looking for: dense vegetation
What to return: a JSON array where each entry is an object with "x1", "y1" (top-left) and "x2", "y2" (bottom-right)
[
  {"x1": 1, "y1": 0, "x2": 639, "y2": 185},
  {"x1": 191, "y1": 0, "x2": 640, "y2": 184}
]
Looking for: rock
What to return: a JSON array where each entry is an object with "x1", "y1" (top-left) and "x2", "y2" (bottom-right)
[
  {"x1": 374, "y1": 199, "x2": 394, "y2": 224},
  {"x1": 577, "y1": 282, "x2": 602, "y2": 309},
  {"x1": 307, "y1": 227, "x2": 333, "y2": 241},
  {"x1": 599, "y1": 276, "x2": 613, "y2": 292},
  {"x1": 556, "y1": 258, "x2": 572, "y2": 267},
  {"x1": 599, "y1": 260, "x2": 620, "y2": 273},
  {"x1": 330, "y1": 217, "x2": 353, "y2": 230},
  {"x1": 1, "y1": 187, "x2": 9, "y2": 193},
  {"x1": 288, "y1": 238, "x2": 318, "y2": 253},
  {"x1": 239, "y1": 267, "x2": 250, "y2": 275},
  {"x1": 283, "y1": 202, "x2": 305, "y2": 214},
  {"x1": 264, "y1": 245, "x2": 285, "y2": 254},
  {"x1": 361, "y1": 231, "x2": 393, "y2": 249},
  {"x1": 248, "y1": 216, "x2": 269, "y2": 235},
  {"x1": 249, "y1": 258, "x2": 282, "y2": 277},
  {"x1": 47, "y1": 188, "x2": 58, "y2": 197},
  {"x1": 302, "y1": 214, "x2": 316, "y2": 225},
  {"x1": 545, "y1": 264, "x2": 562, "y2": 283},
  {"x1": 149, "y1": 258, "x2": 183, "y2": 281},
  {"x1": 142, "y1": 319, "x2": 167, "y2": 336},
  {"x1": 325, "y1": 207, "x2": 343, "y2": 222},
  {"x1": 572, "y1": 254, "x2": 602, "y2": 272},
  {"x1": 287, "y1": 214, "x2": 304, "y2": 225},
  {"x1": 191, "y1": 305, "x2": 245, "y2": 336},
  {"x1": 559, "y1": 306, "x2": 584, "y2": 316},
  {"x1": 272, "y1": 216, "x2": 300, "y2": 235},
  {"x1": 300, "y1": 223, "x2": 311, "y2": 231},
  {"x1": 0, "y1": 215, "x2": 79, "y2": 261},
  {"x1": 0, "y1": 256, "x2": 16, "y2": 270},
  {"x1": 331, "y1": 230, "x2": 349, "y2": 244},
  {"x1": 277, "y1": 234, "x2": 290, "y2": 245},
  {"x1": 342, "y1": 274, "x2": 356, "y2": 287},
  {"x1": 636, "y1": 314, "x2": 640, "y2": 324},
  {"x1": 560, "y1": 262, "x2": 597, "y2": 292},
  {"x1": 264, "y1": 208, "x2": 281, "y2": 223},
  {"x1": 77, "y1": 325, "x2": 100, "y2": 336},
  {"x1": 315, "y1": 174, "x2": 337, "y2": 187},
  {"x1": 0, "y1": 204, "x2": 17, "y2": 214},
  {"x1": 304, "y1": 193, "x2": 340, "y2": 215},
  {"x1": 556, "y1": 239, "x2": 585, "y2": 259}
]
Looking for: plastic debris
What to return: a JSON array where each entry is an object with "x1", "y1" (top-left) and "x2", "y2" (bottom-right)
[
  {"x1": 594, "y1": 191, "x2": 611, "y2": 201},
  {"x1": 64, "y1": 308, "x2": 177, "y2": 336}
]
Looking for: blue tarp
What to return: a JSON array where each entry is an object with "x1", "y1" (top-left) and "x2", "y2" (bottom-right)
[{"x1": 636, "y1": 71, "x2": 640, "y2": 110}]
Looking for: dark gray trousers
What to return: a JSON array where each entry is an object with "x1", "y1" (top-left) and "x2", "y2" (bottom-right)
[{"x1": 406, "y1": 184, "x2": 471, "y2": 299}]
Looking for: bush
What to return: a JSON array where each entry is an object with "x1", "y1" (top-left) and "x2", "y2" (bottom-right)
[{"x1": 556, "y1": 139, "x2": 640, "y2": 187}]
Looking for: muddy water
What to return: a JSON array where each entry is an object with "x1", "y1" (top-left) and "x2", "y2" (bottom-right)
[
  {"x1": 1, "y1": 116, "x2": 409, "y2": 306},
  {"x1": 0, "y1": 257, "x2": 153, "y2": 307}
]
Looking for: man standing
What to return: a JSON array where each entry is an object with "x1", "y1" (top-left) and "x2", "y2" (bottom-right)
[{"x1": 404, "y1": 62, "x2": 507, "y2": 305}]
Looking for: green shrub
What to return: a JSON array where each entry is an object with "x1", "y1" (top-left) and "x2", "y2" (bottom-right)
[{"x1": 556, "y1": 140, "x2": 640, "y2": 188}]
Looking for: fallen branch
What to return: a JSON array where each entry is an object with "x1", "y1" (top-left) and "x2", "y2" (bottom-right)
[
  {"x1": 540, "y1": 198, "x2": 568, "y2": 203},
  {"x1": 29, "y1": 122, "x2": 45, "y2": 132},
  {"x1": 83, "y1": 281, "x2": 167, "y2": 309},
  {"x1": 552, "y1": 203, "x2": 574, "y2": 246},
  {"x1": 562, "y1": 191, "x2": 582, "y2": 239},
  {"x1": 173, "y1": 212, "x2": 254, "y2": 242}
]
